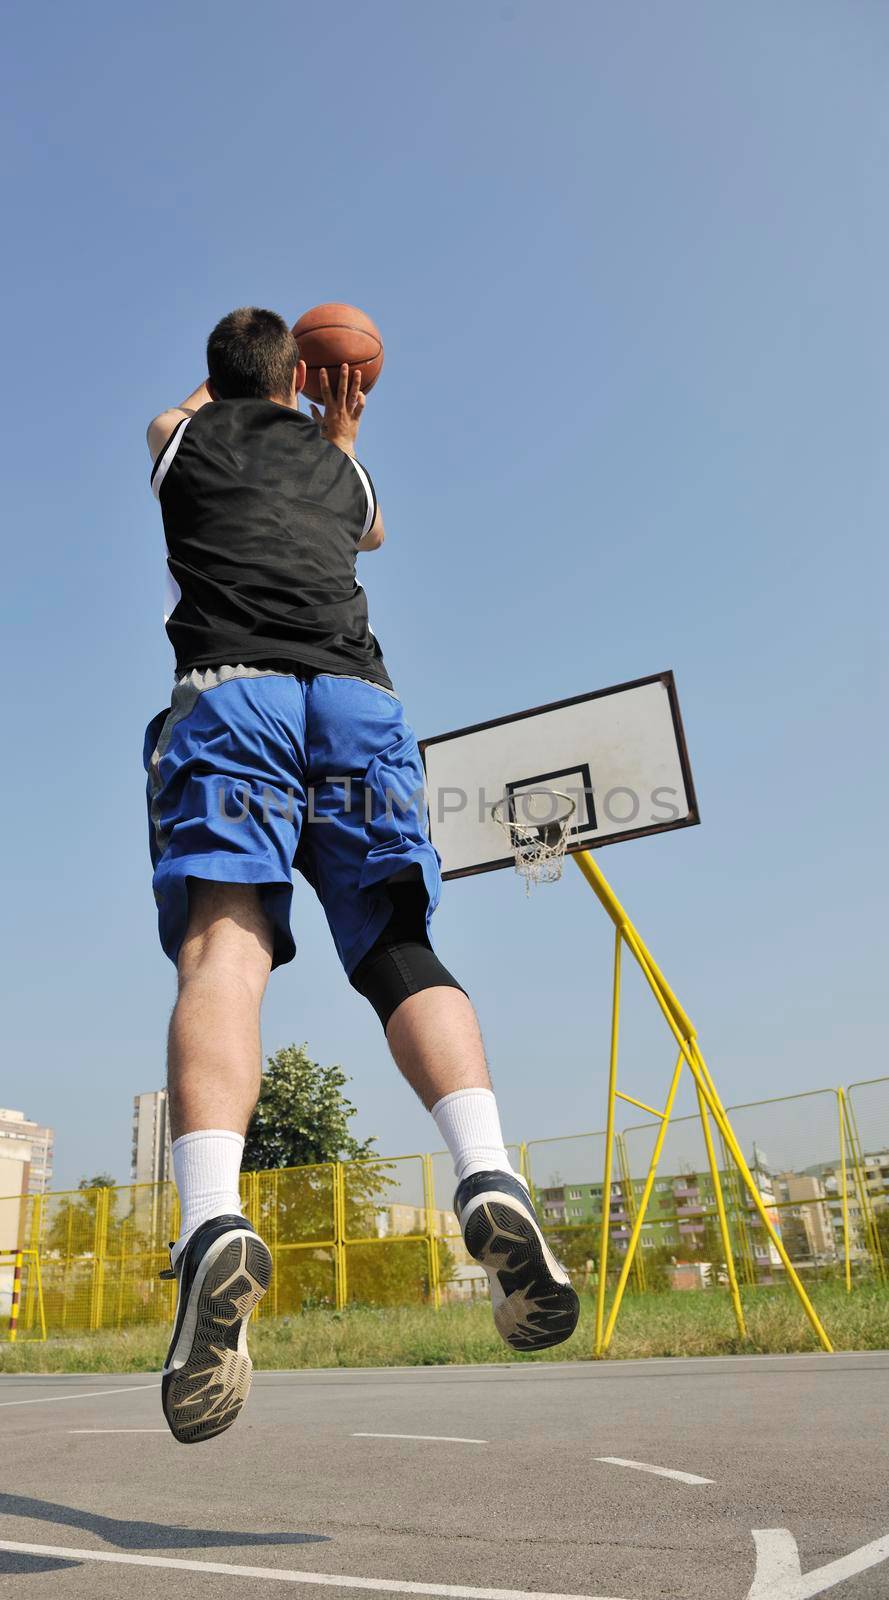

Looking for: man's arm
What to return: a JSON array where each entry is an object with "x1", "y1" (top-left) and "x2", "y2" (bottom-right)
[
  {"x1": 312, "y1": 365, "x2": 385, "y2": 551},
  {"x1": 146, "y1": 381, "x2": 213, "y2": 460},
  {"x1": 358, "y1": 505, "x2": 385, "y2": 551}
]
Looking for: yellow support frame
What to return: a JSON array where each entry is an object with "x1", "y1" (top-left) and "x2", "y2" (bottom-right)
[
  {"x1": 572, "y1": 849, "x2": 833, "y2": 1356},
  {"x1": 842, "y1": 1091, "x2": 885, "y2": 1281},
  {"x1": 1, "y1": 1248, "x2": 46, "y2": 1343}
]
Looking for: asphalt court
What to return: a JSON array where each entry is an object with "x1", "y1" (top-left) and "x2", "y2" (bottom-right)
[{"x1": 2, "y1": 1354, "x2": 888, "y2": 1598}]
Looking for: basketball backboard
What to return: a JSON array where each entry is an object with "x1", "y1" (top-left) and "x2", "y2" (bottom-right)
[{"x1": 419, "y1": 671, "x2": 698, "y2": 880}]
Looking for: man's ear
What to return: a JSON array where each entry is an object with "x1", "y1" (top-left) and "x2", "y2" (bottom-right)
[{"x1": 292, "y1": 360, "x2": 307, "y2": 400}]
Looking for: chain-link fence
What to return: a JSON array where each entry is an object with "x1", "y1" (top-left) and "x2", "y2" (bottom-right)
[{"x1": 2, "y1": 1081, "x2": 887, "y2": 1337}]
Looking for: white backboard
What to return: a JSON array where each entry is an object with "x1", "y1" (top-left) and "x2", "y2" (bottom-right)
[{"x1": 420, "y1": 672, "x2": 699, "y2": 880}]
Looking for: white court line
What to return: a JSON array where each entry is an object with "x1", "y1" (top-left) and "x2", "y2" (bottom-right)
[
  {"x1": 596, "y1": 1456, "x2": 713, "y2": 1486},
  {"x1": 353, "y1": 1432, "x2": 487, "y2": 1445},
  {"x1": 748, "y1": 1527, "x2": 889, "y2": 1598},
  {"x1": 68, "y1": 1428, "x2": 169, "y2": 1435},
  {"x1": 0, "y1": 1542, "x2": 618, "y2": 1599},
  {"x1": 0, "y1": 1382, "x2": 161, "y2": 1409}
]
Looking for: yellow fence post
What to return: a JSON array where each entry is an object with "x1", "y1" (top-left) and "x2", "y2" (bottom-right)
[
  {"x1": 695, "y1": 1083, "x2": 746, "y2": 1339},
  {"x1": 594, "y1": 928, "x2": 621, "y2": 1355},
  {"x1": 2, "y1": 1250, "x2": 46, "y2": 1344},
  {"x1": 22, "y1": 1193, "x2": 42, "y2": 1332},
  {"x1": 844, "y1": 1093, "x2": 885, "y2": 1280},
  {"x1": 837, "y1": 1088, "x2": 852, "y2": 1293},
  {"x1": 718, "y1": 1129, "x2": 756, "y2": 1288},
  {"x1": 334, "y1": 1162, "x2": 347, "y2": 1311},
  {"x1": 90, "y1": 1186, "x2": 109, "y2": 1333},
  {"x1": 422, "y1": 1154, "x2": 441, "y2": 1310},
  {"x1": 32, "y1": 1248, "x2": 46, "y2": 1342},
  {"x1": 616, "y1": 1134, "x2": 646, "y2": 1293},
  {"x1": 7, "y1": 1251, "x2": 22, "y2": 1342}
]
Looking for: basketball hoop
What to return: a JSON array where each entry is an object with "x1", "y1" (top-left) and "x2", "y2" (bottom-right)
[{"x1": 491, "y1": 789, "x2": 576, "y2": 892}]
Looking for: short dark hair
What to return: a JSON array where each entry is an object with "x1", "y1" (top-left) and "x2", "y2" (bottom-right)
[{"x1": 206, "y1": 307, "x2": 297, "y2": 400}]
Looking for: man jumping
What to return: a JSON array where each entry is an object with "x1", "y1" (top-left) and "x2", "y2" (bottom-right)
[{"x1": 145, "y1": 307, "x2": 579, "y2": 1444}]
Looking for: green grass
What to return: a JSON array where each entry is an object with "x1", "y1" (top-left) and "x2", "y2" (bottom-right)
[{"x1": 2, "y1": 1282, "x2": 888, "y2": 1374}]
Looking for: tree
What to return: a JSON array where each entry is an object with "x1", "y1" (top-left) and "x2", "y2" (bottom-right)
[
  {"x1": 77, "y1": 1173, "x2": 116, "y2": 1190},
  {"x1": 243, "y1": 1043, "x2": 377, "y2": 1170}
]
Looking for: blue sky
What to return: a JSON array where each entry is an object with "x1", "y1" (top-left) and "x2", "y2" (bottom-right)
[{"x1": 2, "y1": 2, "x2": 887, "y2": 1191}]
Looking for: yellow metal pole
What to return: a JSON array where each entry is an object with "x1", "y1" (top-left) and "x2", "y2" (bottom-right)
[
  {"x1": 22, "y1": 1194, "x2": 40, "y2": 1331},
  {"x1": 684, "y1": 1042, "x2": 833, "y2": 1353},
  {"x1": 8, "y1": 1251, "x2": 22, "y2": 1342},
  {"x1": 572, "y1": 852, "x2": 695, "y2": 1040},
  {"x1": 423, "y1": 1154, "x2": 441, "y2": 1309},
  {"x1": 334, "y1": 1163, "x2": 347, "y2": 1311},
  {"x1": 601, "y1": 1049, "x2": 685, "y2": 1352},
  {"x1": 720, "y1": 1127, "x2": 756, "y2": 1287},
  {"x1": 573, "y1": 848, "x2": 833, "y2": 1354},
  {"x1": 617, "y1": 1134, "x2": 646, "y2": 1292},
  {"x1": 616, "y1": 1092, "x2": 667, "y2": 1119},
  {"x1": 91, "y1": 1187, "x2": 108, "y2": 1333},
  {"x1": 270, "y1": 1169, "x2": 279, "y2": 1318},
  {"x1": 695, "y1": 1083, "x2": 747, "y2": 1339},
  {"x1": 611, "y1": 907, "x2": 831, "y2": 1350},
  {"x1": 114, "y1": 1212, "x2": 128, "y2": 1331},
  {"x1": 33, "y1": 1248, "x2": 46, "y2": 1342},
  {"x1": 845, "y1": 1096, "x2": 884, "y2": 1279},
  {"x1": 638, "y1": 931, "x2": 832, "y2": 1349},
  {"x1": 837, "y1": 1089, "x2": 852, "y2": 1293},
  {"x1": 595, "y1": 929, "x2": 622, "y2": 1356}
]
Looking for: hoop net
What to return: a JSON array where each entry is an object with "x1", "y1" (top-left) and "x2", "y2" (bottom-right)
[{"x1": 491, "y1": 789, "x2": 576, "y2": 893}]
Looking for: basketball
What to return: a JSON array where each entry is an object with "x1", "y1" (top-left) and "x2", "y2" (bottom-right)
[{"x1": 291, "y1": 303, "x2": 384, "y2": 403}]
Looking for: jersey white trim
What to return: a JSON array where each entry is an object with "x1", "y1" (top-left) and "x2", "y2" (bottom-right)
[
  {"x1": 349, "y1": 457, "x2": 377, "y2": 537},
  {"x1": 163, "y1": 562, "x2": 182, "y2": 625},
  {"x1": 151, "y1": 416, "x2": 190, "y2": 499}
]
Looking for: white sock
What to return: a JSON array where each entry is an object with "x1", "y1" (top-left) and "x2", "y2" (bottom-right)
[
  {"x1": 171, "y1": 1129, "x2": 245, "y2": 1262},
  {"x1": 431, "y1": 1087, "x2": 524, "y2": 1185}
]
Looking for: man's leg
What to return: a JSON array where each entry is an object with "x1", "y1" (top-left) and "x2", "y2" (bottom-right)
[
  {"x1": 385, "y1": 986, "x2": 519, "y2": 1182},
  {"x1": 161, "y1": 880, "x2": 274, "y2": 1445},
  {"x1": 350, "y1": 902, "x2": 580, "y2": 1353},
  {"x1": 167, "y1": 881, "x2": 272, "y2": 1251}
]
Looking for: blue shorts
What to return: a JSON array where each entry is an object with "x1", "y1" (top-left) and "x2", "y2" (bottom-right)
[{"x1": 143, "y1": 666, "x2": 442, "y2": 973}]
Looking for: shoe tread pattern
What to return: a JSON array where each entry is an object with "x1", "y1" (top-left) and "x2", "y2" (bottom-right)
[
  {"x1": 162, "y1": 1235, "x2": 271, "y2": 1445},
  {"x1": 464, "y1": 1198, "x2": 580, "y2": 1351}
]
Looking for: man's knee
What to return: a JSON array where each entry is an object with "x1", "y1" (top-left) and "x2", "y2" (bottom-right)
[
  {"x1": 178, "y1": 879, "x2": 273, "y2": 993},
  {"x1": 349, "y1": 881, "x2": 465, "y2": 1030}
]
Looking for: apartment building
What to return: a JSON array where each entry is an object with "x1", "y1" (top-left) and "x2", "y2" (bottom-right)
[
  {"x1": 131, "y1": 1090, "x2": 172, "y2": 1186},
  {"x1": 0, "y1": 1108, "x2": 54, "y2": 1195}
]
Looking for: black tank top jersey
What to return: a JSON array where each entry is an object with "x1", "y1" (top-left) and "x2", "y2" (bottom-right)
[{"x1": 150, "y1": 398, "x2": 392, "y2": 689}]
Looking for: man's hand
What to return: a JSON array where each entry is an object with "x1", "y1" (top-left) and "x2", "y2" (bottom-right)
[{"x1": 311, "y1": 364, "x2": 365, "y2": 458}]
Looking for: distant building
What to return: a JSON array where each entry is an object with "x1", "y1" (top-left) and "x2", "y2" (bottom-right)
[
  {"x1": 772, "y1": 1172, "x2": 836, "y2": 1265},
  {"x1": 0, "y1": 1130, "x2": 31, "y2": 1251},
  {"x1": 131, "y1": 1091, "x2": 172, "y2": 1186},
  {"x1": 799, "y1": 1149, "x2": 889, "y2": 1262},
  {"x1": 0, "y1": 1108, "x2": 54, "y2": 1195}
]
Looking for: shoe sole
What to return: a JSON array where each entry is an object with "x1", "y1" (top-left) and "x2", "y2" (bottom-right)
[
  {"x1": 162, "y1": 1232, "x2": 272, "y2": 1445},
  {"x1": 463, "y1": 1196, "x2": 580, "y2": 1351}
]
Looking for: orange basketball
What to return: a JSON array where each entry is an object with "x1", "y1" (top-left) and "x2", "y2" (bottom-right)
[{"x1": 291, "y1": 303, "x2": 384, "y2": 403}]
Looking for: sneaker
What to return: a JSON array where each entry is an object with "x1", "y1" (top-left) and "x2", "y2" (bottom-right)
[
  {"x1": 159, "y1": 1214, "x2": 272, "y2": 1444},
  {"x1": 454, "y1": 1171, "x2": 580, "y2": 1351}
]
